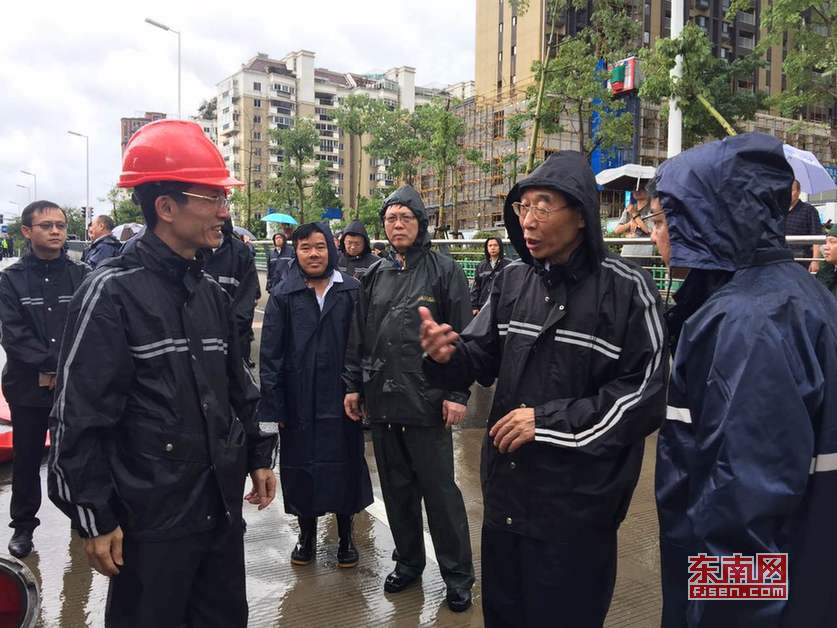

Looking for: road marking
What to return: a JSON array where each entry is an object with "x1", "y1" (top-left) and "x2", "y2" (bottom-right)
[{"x1": 365, "y1": 497, "x2": 438, "y2": 565}]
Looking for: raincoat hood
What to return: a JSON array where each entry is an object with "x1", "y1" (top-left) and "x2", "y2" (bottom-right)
[
  {"x1": 292, "y1": 221, "x2": 338, "y2": 279},
  {"x1": 339, "y1": 220, "x2": 372, "y2": 256},
  {"x1": 656, "y1": 132, "x2": 793, "y2": 272},
  {"x1": 380, "y1": 184, "x2": 431, "y2": 249},
  {"x1": 503, "y1": 152, "x2": 606, "y2": 270}
]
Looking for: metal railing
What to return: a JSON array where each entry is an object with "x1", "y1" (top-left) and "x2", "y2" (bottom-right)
[{"x1": 59, "y1": 235, "x2": 826, "y2": 297}]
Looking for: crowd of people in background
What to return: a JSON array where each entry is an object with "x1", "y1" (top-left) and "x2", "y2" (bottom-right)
[{"x1": 0, "y1": 120, "x2": 835, "y2": 628}]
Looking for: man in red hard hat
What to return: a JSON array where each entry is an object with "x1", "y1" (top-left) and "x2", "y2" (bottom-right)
[{"x1": 48, "y1": 119, "x2": 277, "y2": 627}]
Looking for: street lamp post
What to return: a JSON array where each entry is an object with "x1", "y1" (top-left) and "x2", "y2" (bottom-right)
[
  {"x1": 20, "y1": 171, "x2": 37, "y2": 198},
  {"x1": 16, "y1": 185, "x2": 30, "y2": 203},
  {"x1": 145, "y1": 18, "x2": 181, "y2": 118},
  {"x1": 68, "y1": 131, "x2": 90, "y2": 226}
]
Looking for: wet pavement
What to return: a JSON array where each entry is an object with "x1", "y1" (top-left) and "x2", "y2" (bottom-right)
[{"x1": 0, "y1": 262, "x2": 663, "y2": 627}]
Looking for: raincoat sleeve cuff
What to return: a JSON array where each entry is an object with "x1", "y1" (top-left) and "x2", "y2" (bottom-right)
[
  {"x1": 445, "y1": 390, "x2": 470, "y2": 406},
  {"x1": 73, "y1": 509, "x2": 119, "y2": 540},
  {"x1": 247, "y1": 434, "x2": 277, "y2": 472}
]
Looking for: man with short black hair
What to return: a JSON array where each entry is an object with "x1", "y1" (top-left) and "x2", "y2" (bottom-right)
[
  {"x1": 82, "y1": 215, "x2": 122, "y2": 269},
  {"x1": 785, "y1": 179, "x2": 823, "y2": 272},
  {"x1": 0, "y1": 201, "x2": 89, "y2": 558},
  {"x1": 48, "y1": 119, "x2": 276, "y2": 627}
]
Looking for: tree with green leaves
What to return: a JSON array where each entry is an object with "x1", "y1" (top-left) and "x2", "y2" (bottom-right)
[
  {"x1": 229, "y1": 187, "x2": 281, "y2": 237},
  {"x1": 503, "y1": 113, "x2": 527, "y2": 186},
  {"x1": 333, "y1": 94, "x2": 385, "y2": 215},
  {"x1": 367, "y1": 107, "x2": 427, "y2": 185},
  {"x1": 639, "y1": 22, "x2": 766, "y2": 146},
  {"x1": 758, "y1": 0, "x2": 836, "y2": 121},
  {"x1": 271, "y1": 118, "x2": 319, "y2": 224},
  {"x1": 197, "y1": 97, "x2": 217, "y2": 121},
  {"x1": 310, "y1": 161, "x2": 342, "y2": 218},
  {"x1": 414, "y1": 98, "x2": 466, "y2": 236},
  {"x1": 515, "y1": 0, "x2": 638, "y2": 168},
  {"x1": 102, "y1": 185, "x2": 144, "y2": 225}
]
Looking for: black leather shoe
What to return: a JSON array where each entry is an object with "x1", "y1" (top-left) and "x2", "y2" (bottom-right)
[
  {"x1": 291, "y1": 517, "x2": 317, "y2": 566},
  {"x1": 8, "y1": 529, "x2": 33, "y2": 559},
  {"x1": 446, "y1": 588, "x2": 472, "y2": 613},
  {"x1": 384, "y1": 570, "x2": 419, "y2": 593},
  {"x1": 336, "y1": 515, "x2": 359, "y2": 568}
]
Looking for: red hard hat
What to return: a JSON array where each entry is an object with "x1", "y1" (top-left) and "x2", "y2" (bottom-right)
[{"x1": 118, "y1": 119, "x2": 243, "y2": 189}]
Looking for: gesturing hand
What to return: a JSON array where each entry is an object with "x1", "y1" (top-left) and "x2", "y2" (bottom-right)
[{"x1": 419, "y1": 307, "x2": 460, "y2": 364}]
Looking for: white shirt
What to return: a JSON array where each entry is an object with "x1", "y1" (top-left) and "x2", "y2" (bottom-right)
[{"x1": 313, "y1": 270, "x2": 343, "y2": 311}]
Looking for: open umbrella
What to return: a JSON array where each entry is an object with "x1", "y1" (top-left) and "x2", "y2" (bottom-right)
[
  {"x1": 595, "y1": 164, "x2": 656, "y2": 191},
  {"x1": 233, "y1": 226, "x2": 255, "y2": 240},
  {"x1": 262, "y1": 212, "x2": 299, "y2": 226},
  {"x1": 782, "y1": 144, "x2": 837, "y2": 195},
  {"x1": 112, "y1": 223, "x2": 144, "y2": 242}
]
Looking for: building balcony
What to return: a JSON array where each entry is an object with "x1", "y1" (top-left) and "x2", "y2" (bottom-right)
[{"x1": 736, "y1": 36, "x2": 754, "y2": 50}]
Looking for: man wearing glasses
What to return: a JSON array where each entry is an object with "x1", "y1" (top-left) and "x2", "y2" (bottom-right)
[
  {"x1": 48, "y1": 120, "x2": 277, "y2": 627},
  {"x1": 343, "y1": 184, "x2": 475, "y2": 612},
  {"x1": 420, "y1": 152, "x2": 667, "y2": 627},
  {"x1": 0, "y1": 201, "x2": 89, "y2": 558}
]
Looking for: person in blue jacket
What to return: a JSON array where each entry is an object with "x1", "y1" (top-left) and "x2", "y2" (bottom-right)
[
  {"x1": 650, "y1": 133, "x2": 837, "y2": 627},
  {"x1": 258, "y1": 221, "x2": 372, "y2": 568}
]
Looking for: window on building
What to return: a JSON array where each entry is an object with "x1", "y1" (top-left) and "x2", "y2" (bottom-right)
[
  {"x1": 493, "y1": 111, "x2": 505, "y2": 139},
  {"x1": 254, "y1": 99, "x2": 261, "y2": 107},
  {"x1": 253, "y1": 115, "x2": 261, "y2": 123},
  {"x1": 254, "y1": 179, "x2": 262, "y2": 188},
  {"x1": 512, "y1": 15, "x2": 517, "y2": 26},
  {"x1": 499, "y1": 22, "x2": 504, "y2": 33},
  {"x1": 512, "y1": 45, "x2": 517, "y2": 56},
  {"x1": 253, "y1": 82, "x2": 262, "y2": 91},
  {"x1": 254, "y1": 148, "x2": 262, "y2": 157},
  {"x1": 498, "y1": 51, "x2": 503, "y2": 63},
  {"x1": 253, "y1": 131, "x2": 261, "y2": 140},
  {"x1": 491, "y1": 158, "x2": 503, "y2": 186},
  {"x1": 253, "y1": 164, "x2": 262, "y2": 173}
]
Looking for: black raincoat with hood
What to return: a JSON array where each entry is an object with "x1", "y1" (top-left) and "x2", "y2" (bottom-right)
[
  {"x1": 423, "y1": 152, "x2": 668, "y2": 540},
  {"x1": 204, "y1": 221, "x2": 261, "y2": 358},
  {"x1": 654, "y1": 133, "x2": 837, "y2": 628},
  {"x1": 258, "y1": 222, "x2": 372, "y2": 517},
  {"x1": 469, "y1": 239, "x2": 513, "y2": 310},
  {"x1": 337, "y1": 220, "x2": 378, "y2": 280},
  {"x1": 47, "y1": 229, "x2": 277, "y2": 541},
  {"x1": 343, "y1": 185, "x2": 472, "y2": 426}
]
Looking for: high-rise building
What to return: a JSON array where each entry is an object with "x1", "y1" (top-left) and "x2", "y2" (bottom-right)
[
  {"x1": 417, "y1": 0, "x2": 835, "y2": 234},
  {"x1": 215, "y1": 51, "x2": 460, "y2": 216},
  {"x1": 120, "y1": 112, "x2": 166, "y2": 154}
]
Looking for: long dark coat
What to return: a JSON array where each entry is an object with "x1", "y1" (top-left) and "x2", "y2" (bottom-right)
[{"x1": 258, "y1": 251, "x2": 372, "y2": 517}]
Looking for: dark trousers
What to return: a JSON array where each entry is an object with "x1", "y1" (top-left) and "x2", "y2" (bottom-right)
[
  {"x1": 9, "y1": 404, "x2": 50, "y2": 530},
  {"x1": 105, "y1": 521, "x2": 247, "y2": 628},
  {"x1": 371, "y1": 422, "x2": 474, "y2": 591},
  {"x1": 482, "y1": 525, "x2": 617, "y2": 628}
]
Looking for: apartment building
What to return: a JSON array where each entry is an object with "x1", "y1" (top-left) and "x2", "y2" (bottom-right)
[
  {"x1": 120, "y1": 111, "x2": 166, "y2": 154},
  {"x1": 416, "y1": 0, "x2": 834, "y2": 234},
  {"x1": 215, "y1": 51, "x2": 455, "y2": 212}
]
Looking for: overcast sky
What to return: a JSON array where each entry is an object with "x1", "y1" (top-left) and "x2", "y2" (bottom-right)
[{"x1": 1, "y1": 0, "x2": 475, "y2": 221}]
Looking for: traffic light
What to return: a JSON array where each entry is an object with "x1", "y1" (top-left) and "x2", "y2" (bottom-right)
[{"x1": 0, "y1": 214, "x2": 4, "y2": 224}]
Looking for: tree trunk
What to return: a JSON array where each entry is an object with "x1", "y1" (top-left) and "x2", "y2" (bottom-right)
[
  {"x1": 437, "y1": 166, "x2": 448, "y2": 238},
  {"x1": 577, "y1": 102, "x2": 585, "y2": 156},
  {"x1": 452, "y1": 166, "x2": 460, "y2": 236},
  {"x1": 355, "y1": 134, "x2": 363, "y2": 220},
  {"x1": 297, "y1": 181, "x2": 305, "y2": 224},
  {"x1": 526, "y1": 3, "x2": 559, "y2": 174}
]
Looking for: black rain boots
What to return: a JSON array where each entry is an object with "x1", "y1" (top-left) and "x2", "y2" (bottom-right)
[
  {"x1": 336, "y1": 514, "x2": 359, "y2": 568},
  {"x1": 290, "y1": 517, "x2": 317, "y2": 566}
]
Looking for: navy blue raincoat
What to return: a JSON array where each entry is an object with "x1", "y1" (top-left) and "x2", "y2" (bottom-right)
[
  {"x1": 655, "y1": 133, "x2": 837, "y2": 627},
  {"x1": 257, "y1": 222, "x2": 372, "y2": 517}
]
